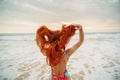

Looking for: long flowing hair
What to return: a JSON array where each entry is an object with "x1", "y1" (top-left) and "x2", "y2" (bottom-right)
[{"x1": 36, "y1": 24, "x2": 76, "y2": 66}]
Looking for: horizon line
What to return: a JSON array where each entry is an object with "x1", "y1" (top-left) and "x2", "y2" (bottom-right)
[{"x1": 0, "y1": 31, "x2": 120, "y2": 35}]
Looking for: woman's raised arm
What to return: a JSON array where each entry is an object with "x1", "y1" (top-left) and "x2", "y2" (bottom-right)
[{"x1": 66, "y1": 25, "x2": 84, "y2": 56}]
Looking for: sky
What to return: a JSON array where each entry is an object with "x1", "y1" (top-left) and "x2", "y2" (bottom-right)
[{"x1": 0, "y1": 0, "x2": 120, "y2": 33}]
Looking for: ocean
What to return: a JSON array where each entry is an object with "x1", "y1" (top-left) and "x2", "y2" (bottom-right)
[
  {"x1": 0, "y1": 32, "x2": 120, "y2": 41},
  {"x1": 0, "y1": 33, "x2": 120, "y2": 80}
]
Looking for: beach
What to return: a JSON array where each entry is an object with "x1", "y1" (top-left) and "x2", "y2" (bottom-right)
[{"x1": 0, "y1": 33, "x2": 120, "y2": 80}]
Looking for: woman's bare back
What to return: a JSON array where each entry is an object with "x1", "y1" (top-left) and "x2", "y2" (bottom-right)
[{"x1": 51, "y1": 52, "x2": 69, "y2": 75}]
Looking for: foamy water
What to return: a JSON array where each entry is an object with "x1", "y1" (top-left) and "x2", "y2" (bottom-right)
[{"x1": 0, "y1": 33, "x2": 120, "y2": 80}]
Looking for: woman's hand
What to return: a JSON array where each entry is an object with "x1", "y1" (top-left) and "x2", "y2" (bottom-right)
[{"x1": 75, "y1": 24, "x2": 82, "y2": 30}]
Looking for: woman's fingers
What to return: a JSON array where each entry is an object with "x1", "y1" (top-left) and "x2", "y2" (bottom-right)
[{"x1": 75, "y1": 24, "x2": 82, "y2": 30}]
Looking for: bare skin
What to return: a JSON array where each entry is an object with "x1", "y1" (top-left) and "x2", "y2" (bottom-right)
[{"x1": 51, "y1": 24, "x2": 84, "y2": 80}]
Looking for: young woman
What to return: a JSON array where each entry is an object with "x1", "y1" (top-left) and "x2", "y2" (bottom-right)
[{"x1": 36, "y1": 24, "x2": 84, "y2": 80}]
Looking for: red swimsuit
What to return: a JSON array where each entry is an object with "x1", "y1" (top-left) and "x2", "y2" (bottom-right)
[{"x1": 51, "y1": 72, "x2": 69, "y2": 80}]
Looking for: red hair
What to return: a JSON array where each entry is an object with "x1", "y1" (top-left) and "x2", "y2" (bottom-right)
[{"x1": 36, "y1": 24, "x2": 76, "y2": 66}]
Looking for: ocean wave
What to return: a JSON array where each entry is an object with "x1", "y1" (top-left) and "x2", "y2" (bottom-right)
[
  {"x1": 85, "y1": 32, "x2": 120, "y2": 40},
  {"x1": 0, "y1": 34, "x2": 35, "y2": 41},
  {"x1": 0, "y1": 33, "x2": 120, "y2": 41}
]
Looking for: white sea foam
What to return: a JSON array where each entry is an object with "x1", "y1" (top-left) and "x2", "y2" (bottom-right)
[{"x1": 0, "y1": 33, "x2": 120, "y2": 80}]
